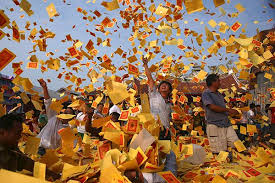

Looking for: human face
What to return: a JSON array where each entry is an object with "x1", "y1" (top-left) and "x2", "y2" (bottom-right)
[
  {"x1": 97, "y1": 104, "x2": 103, "y2": 113},
  {"x1": 212, "y1": 78, "x2": 221, "y2": 90},
  {"x1": 159, "y1": 83, "x2": 171, "y2": 98},
  {"x1": 0, "y1": 122, "x2": 23, "y2": 147},
  {"x1": 111, "y1": 113, "x2": 119, "y2": 122},
  {"x1": 239, "y1": 102, "x2": 245, "y2": 108}
]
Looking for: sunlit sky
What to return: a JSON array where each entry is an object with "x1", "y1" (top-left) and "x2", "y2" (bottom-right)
[{"x1": 0, "y1": 0, "x2": 274, "y2": 91}]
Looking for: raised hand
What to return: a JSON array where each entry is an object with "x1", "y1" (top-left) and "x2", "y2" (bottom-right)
[
  {"x1": 38, "y1": 79, "x2": 50, "y2": 99},
  {"x1": 142, "y1": 55, "x2": 149, "y2": 65},
  {"x1": 38, "y1": 79, "x2": 47, "y2": 88}
]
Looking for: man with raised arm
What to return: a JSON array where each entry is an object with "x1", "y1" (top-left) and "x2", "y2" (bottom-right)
[
  {"x1": 142, "y1": 56, "x2": 173, "y2": 140},
  {"x1": 37, "y1": 79, "x2": 74, "y2": 155},
  {"x1": 142, "y1": 56, "x2": 177, "y2": 182}
]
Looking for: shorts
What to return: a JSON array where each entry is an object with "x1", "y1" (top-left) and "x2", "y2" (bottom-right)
[{"x1": 206, "y1": 124, "x2": 239, "y2": 153}]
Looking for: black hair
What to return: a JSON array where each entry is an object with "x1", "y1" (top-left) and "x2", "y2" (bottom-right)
[
  {"x1": 0, "y1": 113, "x2": 23, "y2": 130},
  {"x1": 66, "y1": 107, "x2": 75, "y2": 115},
  {"x1": 265, "y1": 104, "x2": 271, "y2": 113},
  {"x1": 256, "y1": 105, "x2": 261, "y2": 108},
  {"x1": 136, "y1": 96, "x2": 141, "y2": 105},
  {"x1": 62, "y1": 101, "x2": 71, "y2": 108},
  {"x1": 158, "y1": 81, "x2": 172, "y2": 92},
  {"x1": 97, "y1": 103, "x2": 104, "y2": 107},
  {"x1": 124, "y1": 170, "x2": 141, "y2": 183},
  {"x1": 111, "y1": 112, "x2": 120, "y2": 122},
  {"x1": 206, "y1": 74, "x2": 219, "y2": 87},
  {"x1": 250, "y1": 103, "x2": 255, "y2": 108}
]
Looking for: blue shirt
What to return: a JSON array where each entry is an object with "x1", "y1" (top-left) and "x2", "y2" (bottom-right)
[{"x1": 202, "y1": 89, "x2": 231, "y2": 127}]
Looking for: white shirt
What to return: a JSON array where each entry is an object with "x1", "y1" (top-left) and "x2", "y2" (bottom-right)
[
  {"x1": 109, "y1": 105, "x2": 121, "y2": 115},
  {"x1": 37, "y1": 98, "x2": 69, "y2": 149},
  {"x1": 76, "y1": 112, "x2": 86, "y2": 134},
  {"x1": 149, "y1": 86, "x2": 171, "y2": 128},
  {"x1": 247, "y1": 110, "x2": 255, "y2": 124}
]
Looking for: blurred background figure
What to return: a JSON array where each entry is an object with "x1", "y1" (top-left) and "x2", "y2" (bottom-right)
[{"x1": 92, "y1": 103, "x2": 104, "y2": 120}]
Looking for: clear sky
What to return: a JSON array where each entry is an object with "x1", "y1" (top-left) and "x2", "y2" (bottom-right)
[{"x1": 0, "y1": 0, "x2": 274, "y2": 91}]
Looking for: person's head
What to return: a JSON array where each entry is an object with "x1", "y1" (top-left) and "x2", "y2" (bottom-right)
[
  {"x1": 250, "y1": 103, "x2": 255, "y2": 110},
  {"x1": 97, "y1": 103, "x2": 104, "y2": 113},
  {"x1": 111, "y1": 112, "x2": 120, "y2": 122},
  {"x1": 0, "y1": 114, "x2": 23, "y2": 148},
  {"x1": 239, "y1": 102, "x2": 245, "y2": 108},
  {"x1": 124, "y1": 169, "x2": 144, "y2": 183},
  {"x1": 265, "y1": 104, "x2": 270, "y2": 113},
  {"x1": 206, "y1": 74, "x2": 220, "y2": 90},
  {"x1": 158, "y1": 81, "x2": 172, "y2": 98}
]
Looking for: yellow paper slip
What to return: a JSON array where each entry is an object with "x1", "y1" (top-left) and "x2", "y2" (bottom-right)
[
  {"x1": 33, "y1": 162, "x2": 46, "y2": 180},
  {"x1": 101, "y1": 0, "x2": 120, "y2": 11},
  {"x1": 106, "y1": 80, "x2": 130, "y2": 104},
  {"x1": 24, "y1": 136, "x2": 41, "y2": 155},
  {"x1": 212, "y1": 175, "x2": 227, "y2": 183},
  {"x1": 158, "y1": 171, "x2": 181, "y2": 183},
  {"x1": 234, "y1": 140, "x2": 247, "y2": 152},
  {"x1": 155, "y1": 4, "x2": 168, "y2": 16},
  {"x1": 213, "y1": 0, "x2": 225, "y2": 7},
  {"x1": 240, "y1": 125, "x2": 247, "y2": 135},
  {"x1": 56, "y1": 114, "x2": 75, "y2": 119},
  {"x1": 184, "y1": 0, "x2": 204, "y2": 14},
  {"x1": 216, "y1": 151, "x2": 228, "y2": 162},
  {"x1": 46, "y1": 3, "x2": 58, "y2": 18},
  {"x1": 62, "y1": 164, "x2": 89, "y2": 181},
  {"x1": 235, "y1": 3, "x2": 246, "y2": 13},
  {"x1": 0, "y1": 169, "x2": 50, "y2": 183},
  {"x1": 208, "y1": 19, "x2": 217, "y2": 28}
]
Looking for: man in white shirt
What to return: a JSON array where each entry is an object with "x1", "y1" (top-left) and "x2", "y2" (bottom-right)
[
  {"x1": 142, "y1": 56, "x2": 172, "y2": 140},
  {"x1": 37, "y1": 79, "x2": 74, "y2": 155},
  {"x1": 141, "y1": 56, "x2": 177, "y2": 182}
]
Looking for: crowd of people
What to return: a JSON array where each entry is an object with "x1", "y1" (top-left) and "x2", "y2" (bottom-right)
[{"x1": 0, "y1": 57, "x2": 274, "y2": 182}]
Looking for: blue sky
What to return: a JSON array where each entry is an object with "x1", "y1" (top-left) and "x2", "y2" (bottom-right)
[{"x1": 0, "y1": 0, "x2": 274, "y2": 91}]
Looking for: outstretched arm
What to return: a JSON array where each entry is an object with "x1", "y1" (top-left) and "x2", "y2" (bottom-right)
[
  {"x1": 208, "y1": 104, "x2": 228, "y2": 113},
  {"x1": 37, "y1": 79, "x2": 57, "y2": 119},
  {"x1": 208, "y1": 104, "x2": 239, "y2": 116},
  {"x1": 38, "y1": 79, "x2": 50, "y2": 100},
  {"x1": 142, "y1": 56, "x2": 155, "y2": 91}
]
